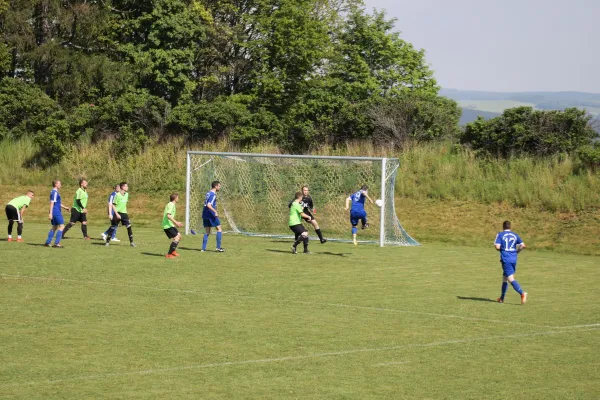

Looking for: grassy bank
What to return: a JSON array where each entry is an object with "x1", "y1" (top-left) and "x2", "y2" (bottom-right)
[{"x1": 1, "y1": 138, "x2": 599, "y2": 254}]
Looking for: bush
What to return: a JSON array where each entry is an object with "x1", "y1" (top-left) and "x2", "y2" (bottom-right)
[{"x1": 578, "y1": 144, "x2": 600, "y2": 170}]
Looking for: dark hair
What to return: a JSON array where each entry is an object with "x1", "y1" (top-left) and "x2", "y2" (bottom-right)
[
  {"x1": 361, "y1": 184, "x2": 368, "y2": 191},
  {"x1": 211, "y1": 180, "x2": 220, "y2": 188},
  {"x1": 301, "y1": 185, "x2": 309, "y2": 190},
  {"x1": 79, "y1": 178, "x2": 87, "y2": 186},
  {"x1": 120, "y1": 181, "x2": 127, "y2": 187},
  {"x1": 27, "y1": 190, "x2": 34, "y2": 195},
  {"x1": 295, "y1": 191, "x2": 303, "y2": 199},
  {"x1": 170, "y1": 193, "x2": 179, "y2": 201},
  {"x1": 503, "y1": 220, "x2": 511, "y2": 230},
  {"x1": 52, "y1": 180, "x2": 59, "y2": 187}
]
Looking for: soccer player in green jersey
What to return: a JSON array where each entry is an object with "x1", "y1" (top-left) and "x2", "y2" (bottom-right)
[
  {"x1": 5, "y1": 190, "x2": 34, "y2": 242},
  {"x1": 62, "y1": 179, "x2": 90, "y2": 240},
  {"x1": 104, "y1": 182, "x2": 136, "y2": 247},
  {"x1": 163, "y1": 193, "x2": 183, "y2": 259},
  {"x1": 289, "y1": 191, "x2": 312, "y2": 254}
]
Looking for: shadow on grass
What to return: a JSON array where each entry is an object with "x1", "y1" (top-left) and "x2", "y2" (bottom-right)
[
  {"x1": 178, "y1": 247, "x2": 202, "y2": 252},
  {"x1": 270, "y1": 240, "x2": 292, "y2": 243},
  {"x1": 26, "y1": 243, "x2": 50, "y2": 247},
  {"x1": 456, "y1": 296, "x2": 497, "y2": 303},
  {"x1": 318, "y1": 251, "x2": 349, "y2": 257},
  {"x1": 141, "y1": 252, "x2": 165, "y2": 257},
  {"x1": 265, "y1": 249, "x2": 349, "y2": 257}
]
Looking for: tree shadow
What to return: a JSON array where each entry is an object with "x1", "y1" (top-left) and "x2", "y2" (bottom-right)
[
  {"x1": 456, "y1": 296, "x2": 497, "y2": 303},
  {"x1": 141, "y1": 252, "x2": 165, "y2": 257}
]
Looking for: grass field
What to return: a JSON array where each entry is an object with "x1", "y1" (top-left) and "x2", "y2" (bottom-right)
[{"x1": 1, "y1": 223, "x2": 599, "y2": 399}]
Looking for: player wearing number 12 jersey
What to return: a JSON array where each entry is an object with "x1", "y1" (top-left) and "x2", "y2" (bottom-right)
[{"x1": 494, "y1": 221, "x2": 528, "y2": 304}]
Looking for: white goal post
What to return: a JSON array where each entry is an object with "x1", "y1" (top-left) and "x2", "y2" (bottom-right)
[{"x1": 185, "y1": 151, "x2": 419, "y2": 247}]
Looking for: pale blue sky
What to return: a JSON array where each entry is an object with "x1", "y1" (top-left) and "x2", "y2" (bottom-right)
[{"x1": 365, "y1": 0, "x2": 600, "y2": 93}]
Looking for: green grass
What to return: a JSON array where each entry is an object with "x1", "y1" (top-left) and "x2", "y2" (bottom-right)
[{"x1": 1, "y1": 224, "x2": 599, "y2": 399}]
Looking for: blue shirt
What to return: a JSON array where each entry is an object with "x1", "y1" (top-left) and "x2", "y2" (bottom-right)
[
  {"x1": 494, "y1": 230, "x2": 523, "y2": 264},
  {"x1": 108, "y1": 191, "x2": 117, "y2": 214},
  {"x1": 349, "y1": 190, "x2": 366, "y2": 213},
  {"x1": 50, "y1": 189, "x2": 62, "y2": 215},
  {"x1": 202, "y1": 191, "x2": 217, "y2": 219}
]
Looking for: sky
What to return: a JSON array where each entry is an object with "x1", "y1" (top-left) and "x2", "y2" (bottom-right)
[{"x1": 364, "y1": 0, "x2": 600, "y2": 93}]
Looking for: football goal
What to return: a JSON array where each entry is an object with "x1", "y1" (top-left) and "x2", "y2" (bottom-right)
[{"x1": 186, "y1": 152, "x2": 419, "y2": 247}]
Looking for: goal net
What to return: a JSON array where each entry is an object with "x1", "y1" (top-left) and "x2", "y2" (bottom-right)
[{"x1": 185, "y1": 152, "x2": 419, "y2": 247}]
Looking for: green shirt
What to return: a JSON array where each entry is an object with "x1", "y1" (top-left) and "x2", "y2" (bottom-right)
[
  {"x1": 162, "y1": 202, "x2": 176, "y2": 229},
  {"x1": 8, "y1": 195, "x2": 31, "y2": 211},
  {"x1": 288, "y1": 201, "x2": 303, "y2": 226},
  {"x1": 73, "y1": 188, "x2": 88, "y2": 212},
  {"x1": 113, "y1": 192, "x2": 129, "y2": 213}
]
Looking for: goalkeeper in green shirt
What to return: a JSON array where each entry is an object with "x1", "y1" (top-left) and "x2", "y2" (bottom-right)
[
  {"x1": 62, "y1": 179, "x2": 90, "y2": 240},
  {"x1": 5, "y1": 190, "x2": 34, "y2": 242},
  {"x1": 163, "y1": 193, "x2": 183, "y2": 259},
  {"x1": 289, "y1": 191, "x2": 312, "y2": 254}
]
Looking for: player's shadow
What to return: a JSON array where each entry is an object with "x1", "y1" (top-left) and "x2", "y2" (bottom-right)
[
  {"x1": 318, "y1": 251, "x2": 348, "y2": 257},
  {"x1": 265, "y1": 249, "x2": 294, "y2": 254},
  {"x1": 141, "y1": 252, "x2": 165, "y2": 257},
  {"x1": 26, "y1": 243, "x2": 50, "y2": 247},
  {"x1": 270, "y1": 240, "x2": 292, "y2": 243},
  {"x1": 178, "y1": 247, "x2": 202, "y2": 252},
  {"x1": 456, "y1": 296, "x2": 497, "y2": 303}
]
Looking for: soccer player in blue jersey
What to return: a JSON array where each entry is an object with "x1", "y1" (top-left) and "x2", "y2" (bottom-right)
[
  {"x1": 202, "y1": 181, "x2": 224, "y2": 252},
  {"x1": 494, "y1": 221, "x2": 528, "y2": 304},
  {"x1": 345, "y1": 185, "x2": 374, "y2": 245},
  {"x1": 101, "y1": 184, "x2": 121, "y2": 242},
  {"x1": 45, "y1": 180, "x2": 70, "y2": 248}
]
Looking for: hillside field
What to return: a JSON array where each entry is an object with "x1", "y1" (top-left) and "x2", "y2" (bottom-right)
[{"x1": 0, "y1": 224, "x2": 599, "y2": 399}]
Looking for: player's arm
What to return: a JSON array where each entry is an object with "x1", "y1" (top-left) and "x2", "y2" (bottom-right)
[
  {"x1": 48, "y1": 200, "x2": 54, "y2": 220},
  {"x1": 207, "y1": 202, "x2": 218, "y2": 216},
  {"x1": 112, "y1": 201, "x2": 121, "y2": 220},
  {"x1": 167, "y1": 213, "x2": 183, "y2": 228},
  {"x1": 300, "y1": 211, "x2": 311, "y2": 220},
  {"x1": 494, "y1": 234, "x2": 501, "y2": 251},
  {"x1": 76, "y1": 198, "x2": 86, "y2": 213},
  {"x1": 61, "y1": 203, "x2": 70, "y2": 210},
  {"x1": 107, "y1": 196, "x2": 114, "y2": 219},
  {"x1": 345, "y1": 197, "x2": 351, "y2": 210},
  {"x1": 364, "y1": 192, "x2": 374, "y2": 204},
  {"x1": 308, "y1": 198, "x2": 315, "y2": 213}
]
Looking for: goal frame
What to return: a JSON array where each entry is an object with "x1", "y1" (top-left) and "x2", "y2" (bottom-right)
[{"x1": 186, "y1": 151, "x2": 413, "y2": 247}]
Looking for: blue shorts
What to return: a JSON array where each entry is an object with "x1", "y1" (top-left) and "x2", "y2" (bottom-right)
[
  {"x1": 502, "y1": 262, "x2": 517, "y2": 277},
  {"x1": 350, "y1": 211, "x2": 367, "y2": 226},
  {"x1": 203, "y1": 217, "x2": 221, "y2": 228},
  {"x1": 51, "y1": 214, "x2": 64, "y2": 226}
]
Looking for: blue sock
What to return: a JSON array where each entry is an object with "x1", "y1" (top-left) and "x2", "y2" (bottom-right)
[
  {"x1": 202, "y1": 234, "x2": 209, "y2": 250},
  {"x1": 46, "y1": 230, "x2": 55, "y2": 245},
  {"x1": 501, "y1": 282, "x2": 508, "y2": 299},
  {"x1": 54, "y1": 230, "x2": 63, "y2": 245},
  {"x1": 351, "y1": 227, "x2": 357, "y2": 235},
  {"x1": 216, "y1": 232, "x2": 222, "y2": 249},
  {"x1": 511, "y1": 280, "x2": 523, "y2": 295}
]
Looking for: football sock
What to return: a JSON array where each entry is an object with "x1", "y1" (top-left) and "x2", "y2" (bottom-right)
[
  {"x1": 169, "y1": 241, "x2": 179, "y2": 255},
  {"x1": 54, "y1": 230, "x2": 63, "y2": 245},
  {"x1": 81, "y1": 224, "x2": 88, "y2": 237},
  {"x1": 510, "y1": 280, "x2": 523, "y2": 295},
  {"x1": 293, "y1": 237, "x2": 302, "y2": 248},
  {"x1": 202, "y1": 234, "x2": 209, "y2": 250},
  {"x1": 111, "y1": 228, "x2": 117, "y2": 239},
  {"x1": 316, "y1": 229, "x2": 324, "y2": 241},
  {"x1": 62, "y1": 223, "x2": 73, "y2": 236},
  {"x1": 303, "y1": 237, "x2": 309, "y2": 251},
  {"x1": 46, "y1": 230, "x2": 54, "y2": 244},
  {"x1": 127, "y1": 226, "x2": 133, "y2": 243},
  {"x1": 17, "y1": 222, "x2": 23, "y2": 236},
  {"x1": 216, "y1": 232, "x2": 222, "y2": 249},
  {"x1": 106, "y1": 226, "x2": 116, "y2": 242},
  {"x1": 351, "y1": 227, "x2": 357, "y2": 235},
  {"x1": 8, "y1": 220, "x2": 13, "y2": 235},
  {"x1": 501, "y1": 282, "x2": 508, "y2": 300}
]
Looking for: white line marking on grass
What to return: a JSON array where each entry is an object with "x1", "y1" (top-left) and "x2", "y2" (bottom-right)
[
  {"x1": 2, "y1": 327, "x2": 598, "y2": 388},
  {"x1": 374, "y1": 361, "x2": 410, "y2": 367},
  {"x1": 0, "y1": 274, "x2": 569, "y2": 329}
]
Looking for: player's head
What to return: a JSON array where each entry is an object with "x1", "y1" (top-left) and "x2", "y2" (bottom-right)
[
  {"x1": 212, "y1": 181, "x2": 221, "y2": 191},
  {"x1": 170, "y1": 193, "x2": 179, "y2": 202},
  {"x1": 79, "y1": 178, "x2": 88, "y2": 188},
  {"x1": 120, "y1": 182, "x2": 128, "y2": 192},
  {"x1": 302, "y1": 185, "x2": 309, "y2": 196},
  {"x1": 114, "y1": 183, "x2": 121, "y2": 191},
  {"x1": 26, "y1": 190, "x2": 35, "y2": 199},
  {"x1": 295, "y1": 191, "x2": 303, "y2": 201},
  {"x1": 52, "y1": 180, "x2": 61, "y2": 189},
  {"x1": 503, "y1": 220, "x2": 511, "y2": 230},
  {"x1": 361, "y1": 184, "x2": 368, "y2": 193}
]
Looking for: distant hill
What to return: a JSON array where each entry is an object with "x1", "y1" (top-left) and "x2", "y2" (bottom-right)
[{"x1": 441, "y1": 88, "x2": 600, "y2": 125}]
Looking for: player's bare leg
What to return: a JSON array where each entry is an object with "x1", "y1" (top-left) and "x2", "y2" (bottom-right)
[{"x1": 310, "y1": 219, "x2": 327, "y2": 244}]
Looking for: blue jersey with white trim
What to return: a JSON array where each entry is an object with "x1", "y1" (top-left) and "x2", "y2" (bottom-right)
[
  {"x1": 494, "y1": 230, "x2": 523, "y2": 264},
  {"x1": 202, "y1": 190, "x2": 217, "y2": 219},
  {"x1": 349, "y1": 190, "x2": 366, "y2": 213},
  {"x1": 50, "y1": 189, "x2": 62, "y2": 215}
]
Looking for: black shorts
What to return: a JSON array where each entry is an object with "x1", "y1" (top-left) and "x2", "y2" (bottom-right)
[
  {"x1": 112, "y1": 213, "x2": 131, "y2": 227},
  {"x1": 5, "y1": 205, "x2": 19, "y2": 221},
  {"x1": 69, "y1": 208, "x2": 87, "y2": 223},
  {"x1": 290, "y1": 224, "x2": 307, "y2": 237},
  {"x1": 303, "y1": 210, "x2": 314, "y2": 222},
  {"x1": 164, "y1": 227, "x2": 179, "y2": 239}
]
